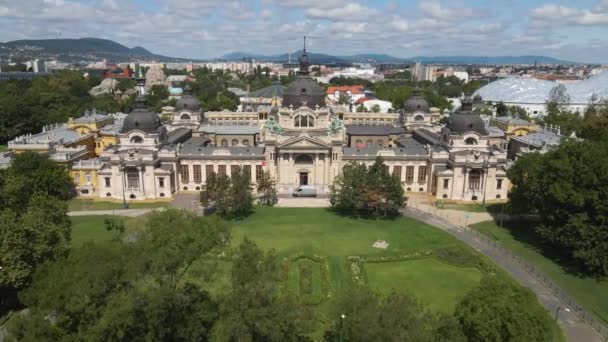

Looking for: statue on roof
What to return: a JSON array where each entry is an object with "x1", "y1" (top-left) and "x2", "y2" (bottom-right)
[
  {"x1": 329, "y1": 116, "x2": 345, "y2": 134},
  {"x1": 264, "y1": 117, "x2": 282, "y2": 135}
]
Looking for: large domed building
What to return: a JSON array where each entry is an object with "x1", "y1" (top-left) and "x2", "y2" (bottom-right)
[
  {"x1": 32, "y1": 38, "x2": 511, "y2": 203},
  {"x1": 282, "y1": 44, "x2": 326, "y2": 109}
]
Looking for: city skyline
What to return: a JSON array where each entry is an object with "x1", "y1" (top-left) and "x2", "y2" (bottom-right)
[{"x1": 0, "y1": 0, "x2": 607, "y2": 63}]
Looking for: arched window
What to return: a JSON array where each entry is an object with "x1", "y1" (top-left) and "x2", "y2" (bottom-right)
[
  {"x1": 414, "y1": 114, "x2": 425, "y2": 121},
  {"x1": 355, "y1": 140, "x2": 363, "y2": 147},
  {"x1": 221, "y1": 139, "x2": 228, "y2": 147},
  {"x1": 294, "y1": 115, "x2": 314, "y2": 128},
  {"x1": 295, "y1": 154, "x2": 313, "y2": 164},
  {"x1": 366, "y1": 140, "x2": 373, "y2": 147},
  {"x1": 242, "y1": 139, "x2": 250, "y2": 147},
  {"x1": 377, "y1": 140, "x2": 384, "y2": 148},
  {"x1": 180, "y1": 113, "x2": 191, "y2": 120},
  {"x1": 465, "y1": 137, "x2": 478, "y2": 145},
  {"x1": 231, "y1": 139, "x2": 239, "y2": 146},
  {"x1": 130, "y1": 136, "x2": 143, "y2": 144}
]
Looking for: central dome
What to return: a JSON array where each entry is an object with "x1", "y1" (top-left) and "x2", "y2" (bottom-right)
[
  {"x1": 283, "y1": 76, "x2": 325, "y2": 109},
  {"x1": 120, "y1": 96, "x2": 161, "y2": 133},
  {"x1": 447, "y1": 95, "x2": 487, "y2": 135}
]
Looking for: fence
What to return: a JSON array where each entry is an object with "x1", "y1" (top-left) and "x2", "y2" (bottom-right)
[{"x1": 407, "y1": 203, "x2": 608, "y2": 339}]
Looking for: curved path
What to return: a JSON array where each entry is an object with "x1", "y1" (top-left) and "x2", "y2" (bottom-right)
[{"x1": 401, "y1": 207, "x2": 604, "y2": 342}]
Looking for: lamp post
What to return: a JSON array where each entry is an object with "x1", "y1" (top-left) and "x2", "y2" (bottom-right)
[
  {"x1": 339, "y1": 313, "x2": 346, "y2": 342},
  {"x1": 481, "y1": 158, "x2": 489, "y2": 206},
  {"x1": 119, "y1": 157, "x2": 128, "y2": 209},
  {"x1": 551, "y1": 307, "x2": 570, "y2": 342}
]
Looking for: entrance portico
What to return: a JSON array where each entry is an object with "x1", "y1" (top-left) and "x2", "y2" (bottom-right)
[{"x1": 275, "y1": 134, "x2": 332, "y2": 194}]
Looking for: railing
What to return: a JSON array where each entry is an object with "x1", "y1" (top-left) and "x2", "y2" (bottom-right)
[{"x1": 407, "y1": 203, "x2": 608, "y2": 339}]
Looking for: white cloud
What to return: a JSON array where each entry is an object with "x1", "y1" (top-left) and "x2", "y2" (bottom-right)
[
  {"x1": 305, "y1": 3, "x2": 376, "y2": 21},
  {"x1": 532, "y1": 3, "x2": 608, "y2": 25},
  {"x1": 418, "y1": 0, "x2": 476, "y2": 21}
]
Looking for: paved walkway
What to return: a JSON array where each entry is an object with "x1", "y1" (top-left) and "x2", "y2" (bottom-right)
[
  {"x1": 401, "y1": 207, "x2": 605, "y2": 342},
  {"x1": 68, "y1": 208, "x2": 161, "y2": 217}
]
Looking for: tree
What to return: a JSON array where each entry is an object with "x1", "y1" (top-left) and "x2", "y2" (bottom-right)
[
  {"x1": 356, "y1": 104, "x2": 366, "y2": 112},
  {"x1": 371, "y1": 104, "x2": 381, "y2": 113},
  {"x1": 201, "y1": 169, "x2": 254, "y2": 219},
  {"x1": 10, "y1": 209, "x2": 230, "y2": 340},
  {"x1": 325, "y1": 285, "x2": 462, "y2": 342},
  {"x1": 547, "y1": 83, "x2": 571, "y2": 116},
  {"x1": 330, "y1": 157, "x2": 406, "y2": 218},
  {"x1": 256, "y1": 170, "x2": 278, "y2": 206},
  {"x1": 495, "y1": 102, "x2": 508, "y2": 116},
  {"x1": 212, "y1": 239, "x2": 307, "y2": 341},
  {"x1": 337, "y1": 92, "x2": 352, "y2": 105},
  {"x1": 455, "y1": 276, "x2": 553, "y2": 341},
  {"x1": 508, "y1": 139, "x2": 608, "y2": 275}
]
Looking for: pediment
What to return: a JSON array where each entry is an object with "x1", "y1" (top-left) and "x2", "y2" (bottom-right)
[{"x1": 278, "y1": 135, "x2": 331, "y2": 149}]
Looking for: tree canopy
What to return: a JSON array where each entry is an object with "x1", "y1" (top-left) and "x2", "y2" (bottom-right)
[
  {"x1": 508, "y1": 138, "x2": 608, "y2": 275},
  {"x1": 330, "y1": 157, "x2": 406, "y2": 218},
  {"x1": 200, "y1": 168, "x2": 254, "y2": 219}
]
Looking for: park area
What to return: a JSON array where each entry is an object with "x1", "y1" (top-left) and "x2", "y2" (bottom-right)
[
  {"x1": 473, "y1": 220, "x2": 608, "y2": 326},
  {"x1": 69, "y1": 207, "x2": 544, "y2": 338}
]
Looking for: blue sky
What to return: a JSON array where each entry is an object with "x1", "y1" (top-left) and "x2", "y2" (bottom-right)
[{"x1": 0, "y1": 0, "x2": 607, "y2": 63}]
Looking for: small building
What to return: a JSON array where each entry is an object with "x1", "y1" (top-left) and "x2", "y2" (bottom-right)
[{"x1": 490, "y1": 116, "x2": 539, "y2": 137}]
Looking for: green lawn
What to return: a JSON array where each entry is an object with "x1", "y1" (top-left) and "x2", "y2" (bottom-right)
[
  {"x1": 366, "y1": 258, "x2": 483, "y2": 313},
  {"x1": 71, "y1": 215, "x2": 118, "y2": 246},
  {"x1": 68, "y1": 209, "x2": 561, "y2": 338},
  {"x1": 68, "y1": 198, "x2": 170, "y2": 211},
  {"x1": 472, "y1": 220, "x2": 608, "y2": 325},
  {"x1": 0, "y1": 145, "x2": 7, "y2": 152}
]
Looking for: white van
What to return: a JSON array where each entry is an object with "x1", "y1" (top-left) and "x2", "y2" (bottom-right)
[{"x1": 293, "y1": 185, "x2": 317, "y2": 197}]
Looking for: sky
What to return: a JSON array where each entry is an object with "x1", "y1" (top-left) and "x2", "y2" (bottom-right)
[{"x1": 0, "y1": 0, "x2": 607, "y2": 63}]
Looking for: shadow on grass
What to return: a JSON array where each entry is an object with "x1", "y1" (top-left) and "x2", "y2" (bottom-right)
[
  {"x1": 327, "y1": 206, "x2": 401, "y2": 221},
  {"x1": 485, "y1": 218, "x2": 594, "y2": 278}
]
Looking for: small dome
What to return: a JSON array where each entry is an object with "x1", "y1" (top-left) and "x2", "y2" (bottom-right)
[
  {"x1": 120, "y1": 96, "x2": 161, "y2": 133},
  {"x1": 473, "y1": 94, "x2": 483, "y2": 104},
  {"x1": 448, "y1": 95, "x2": 487, "y2": 135},
  {"x1": 404, "y1": 88, "x2": 429, "y2": 112},
  {"x1": 174, "y1": 85, "x2": 201, "y2": 111}
]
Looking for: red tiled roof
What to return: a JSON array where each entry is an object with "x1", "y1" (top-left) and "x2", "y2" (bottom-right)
[
  {"x1": 355, "y1": 97, "x2": 373, "y2": 104},
  {"x1": 326, "y1": 85, "x2": 365, "y2": 95}
]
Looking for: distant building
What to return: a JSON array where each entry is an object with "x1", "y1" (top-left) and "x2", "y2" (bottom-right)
[
  {"x1": 26, "y1": 59, "x2": 46, "y2": 73},
  {"x1": 507, "y1": 126, "x2": 565, "y2": 159},
  {"x1": 326, "y1": 85, "x2": 370, "y2": 104}
]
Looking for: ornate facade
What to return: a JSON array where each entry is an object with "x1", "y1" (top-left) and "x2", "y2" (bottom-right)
[{"x1": 8, "y1": 50, "x2": 511, "y2": 203}]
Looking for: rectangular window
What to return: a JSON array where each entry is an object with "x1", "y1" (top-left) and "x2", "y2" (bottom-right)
[
  {"x1": 443, "y1": 179, "x2": 449, "y2": 189},
  {"x1": 497, "y1": 179, "x2": 503, "y2": 190},
  {"x1": 405, "y1": 166, "x2": 414, "y2": 183},
  {"x1": 206, "y1": 165, "x2": 214, "y2": 181},
  {"x1": 127, "y1": 173, "x2": 139, "y2": 189},
  {"x1": 179, "y1": 165, "x2": 189, "y2": 183},
  {"x1": 193, "y1": 165, "x2": 202, "y2": 184},
  {"x1": 104, "y1": 177, "x2": 111, "y2": 187},
  {"x1": 256, "y1": 165, "x2": 263, "y2": 181},
  {"x1": 418, "y1": 166, "x2": 427, "y2": 183},
  {"x1": 218, "y1": 165, "x2": 226, "y2": 176},
  {"x1": 159, "y1": 177, "x2": 165, "y2": 188},
  {"x1": 231, "y1": 165, "x2": 240, "y2": 177},
  {"x1": 85, "y1": 173, "x2": 92, "y2": 183},
  {"x1": 74, "y1": 173, "x2": 80, "y2": 184},
  {"x1": 243, "y1": 165, "x2": 251, "y2": 181},
  {"x1": 393, "y1": 166, "x2": 402, "y2": 181}
]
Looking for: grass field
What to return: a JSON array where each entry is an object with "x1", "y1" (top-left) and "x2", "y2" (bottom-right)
[
  {"x1": 0, "y1": 145, "x2": 7, "y2": 152},
  {"x1": 434, "y1": 201, "x2": 505, "y2": 213},
  {"x1": 70, "y1": 215, "x2": 117, "y2": 246},
  {"x1": 68, "y1": 209, "x2": 561, "y2": 338},
  {"x1": 366, "y1": 258, "x2": 483, "y2": 313},
  {"x1": 68, "y1": 198, "x2": 170, "y2": 211},
  {"x1": 473, "y1": 220, "x2": 608, "y2": 325}
]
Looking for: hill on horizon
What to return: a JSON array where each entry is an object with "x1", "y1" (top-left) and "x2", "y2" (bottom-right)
[
  {"x1": 0, "y1": 37, "x2": 192, "y2": 63},
  {"x1": 221, "y1": 50, "x2": 578, "y2": 65}
]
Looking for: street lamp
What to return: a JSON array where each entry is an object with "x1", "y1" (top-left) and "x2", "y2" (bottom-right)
[
  {"x1": 551, "y1": 306, "x2": 571, "y2": 342},
  {"x1": 339, "y1": 314, "x2": 346, "y2": 342}
]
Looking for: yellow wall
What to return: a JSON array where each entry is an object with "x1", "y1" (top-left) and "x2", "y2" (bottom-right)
[
  {"x1": 95, "y1": 135, "x2": 118, "y2": 155},
  {"x1": 70, "y1": 169, "x2": 98, "y2": 187},
  {"x1": 64, "y1": 135, "x2": 97, "y2": 159}
]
